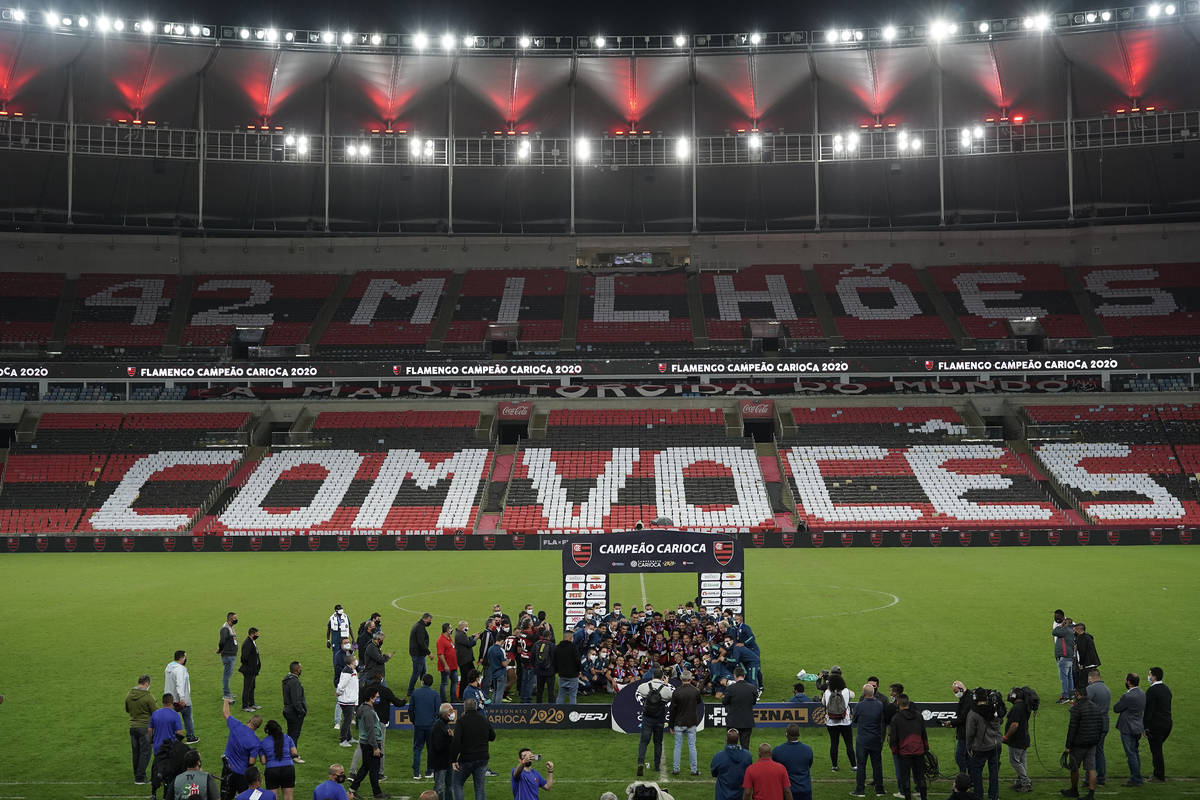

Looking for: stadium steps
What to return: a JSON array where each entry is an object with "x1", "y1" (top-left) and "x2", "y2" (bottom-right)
[
  {"x1": 1060, "y1": 265, "x2": 1109, "y2": 339},
  {"x1": 685, "y1": 272, "x2": 709, "y2": 348},
  {"x1": 723, "y1": 408, "x2": 742, "y2": 437},
  {"x1": 559, "y1": 272, "x2": 581, "y2": 353},
  {"x1": 289, "y1": 408, "x2": 317, "y2": 436},
  {"x1": 47, "y1": 275, "x2": 79, "y2": 349},
  {"x1": 767, "y1": 441, "x2": 799, "y2": 527},
  {"x1": 1009, "y1": 438, "x2": 1085, "y2": 515},
  {"x1": 303, "y1": 273, "x2": 355, "y2": 347},
  {"x1": 475, "y1": 412, "x2": 494, "y2": 441},
  {"x1": 528, "y1": 412, "x2": 548, "y2": 440},
  {"x1": 162, "y1": 274, "x2": 196, "y2": 353},
  {"x1": 798, "y1": 265, "x2": 843, "y2": 346},
  {"x1": 425, "y1": 270, "x2": 466, "y2": 352},
  {"x1": 914, "y1": 265, "x2": 969, "y2": 348},
  {"x1": 958, "y1": 404, "x2": 987, "y2": 430}
]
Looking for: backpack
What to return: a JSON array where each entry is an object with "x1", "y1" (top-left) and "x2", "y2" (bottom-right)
[
  {"x1": 632, "y1": 784, "x2": 659, "y2": 800},
  {"x1": 535, "y1": 639, "x2": 554, "y2": 672},
  {"x1": 643, "y1": 684, "x2": 667, "y2": 718},
  {"x1": 825, "y1": 689, "x2": 848, "y2": 721}
]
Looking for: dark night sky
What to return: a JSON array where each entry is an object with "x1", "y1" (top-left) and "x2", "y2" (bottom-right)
[{"x1": 48, "y1": 0, "x2": 1038, "y2": 37}]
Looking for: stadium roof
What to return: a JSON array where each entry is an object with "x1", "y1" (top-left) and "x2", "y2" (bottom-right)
[{"x1": 0, "y1": 14, "x2": 1198, "y2": 232}]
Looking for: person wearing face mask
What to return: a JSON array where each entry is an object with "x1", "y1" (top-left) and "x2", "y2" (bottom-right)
[
  {"x1": 428, "y1": 704, "x2": 456, "y2": 800},
  {"x1": 408, "y1": 614, "x2": 434, "y2": 699},
  {"x1": 165, "y1": 650, "x2": 198, "y2": 744},
  {"x1": 944, "y1": 681, "x2": 971, "y2": 774},
  {"x1": 240, "y1": 628, "x2": 262, "y2": 714},
  {"x1": 313, "y1": 764, "x2": 350, "y2": 800},
  {"x1": 337, "y1": 654, "x2": 360, "y2": 747},
  {"x1": 219, "y1": 612, "x2": 240, "y2": 702},
  {"x1": 333, "y1": 638, "x2": 352, "y2": 728}
]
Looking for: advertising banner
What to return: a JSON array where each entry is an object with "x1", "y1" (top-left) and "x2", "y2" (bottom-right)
[{"x1": 389, "y1": 703, "x2": 610, "y2": 730}]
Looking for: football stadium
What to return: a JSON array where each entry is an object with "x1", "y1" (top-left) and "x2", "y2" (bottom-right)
[{"x1": 0, "y1": 2, "x2": 1198, "y2": 799}]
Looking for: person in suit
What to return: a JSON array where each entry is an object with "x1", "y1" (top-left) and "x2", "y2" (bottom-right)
[
  {"x1": 239, "y1": 628, "x2": 262, "y2": 712},
  {"x1": 1113, "y1": 672, "x2": 1146, "y2": 786},
  {"x1": 723, "y1": 667, "x2": 759, "y2": 753},
  {"x1": 1143, "y1": 667, "x2": 1172, "y2": 782}
]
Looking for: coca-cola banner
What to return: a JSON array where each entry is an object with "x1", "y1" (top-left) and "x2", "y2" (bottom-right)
[
  {"x1": 740, "y1": 399, "x2": 776, "y2": 419},
  {"x1": 497, "y1": 401, "x2": 533, "y2": 421}
]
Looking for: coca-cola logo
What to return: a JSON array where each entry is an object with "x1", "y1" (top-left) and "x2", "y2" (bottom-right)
[
  {"x1": 742, "y1": 403, "x2": 770, "y2": 414},
  {"x1": 498, "y1": 402, "x2": 532, "y2": 419}
]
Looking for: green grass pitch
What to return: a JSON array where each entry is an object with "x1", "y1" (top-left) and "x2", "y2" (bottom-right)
[{"x1": 1, "y1": 546, "x2": 1196, "y2": 800}]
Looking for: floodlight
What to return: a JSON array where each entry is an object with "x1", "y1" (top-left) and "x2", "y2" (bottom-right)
[
  {"x1": 338, "y1": 32, "x2": 351, "y2": 44},
  {"x1": 978, "y1": 21, "x2": 990, "y2": 32},
  {"x1": 749, "y1": 32, "x2": 761, "y2": 44},
  {"x1": 12, "y1": 8, "x2": 25, "y2": 21},
  {"x1": 358, "y1": 143, "x2": 369, "y2": 158},
  {"x1": 296, "y1": 137, "x2": 308, "y2": 155},
  {"x1": 77, "y1": 15, "x2": 87, "y2": 27},
  {"x1": 854, "y1": 29, "x2": 864, "y2": 40},
  {"x1": 1148, "y1": 3, "x2": 1161, "y2": 15},
  {"x1": 239, "y1": 27, "x2": 249, "y2": 39},
  {"x1": 410, "y1": 137, "x2": 423, "y2": 157},
  {"x1": 283, "y1": 31, "x2": 294, "y2": 41},
  {"x1": 1164, "y1": 3, "x2": 1177, "y2": 13},
  {"x1": 440, "y1": 32, "x2": 455, "y2": 49},
  {"x1": 346, "y1": 143, "x2": 358, "y2": 157},
  {"x1": 413, "y1": 32, "x2": 428, "y2": 49},
  {"x1": 846, "y1": 132, "x2": 859, "y2": 152},
  {"x1": 370, "y1": 33, "x2": 381, "y2": 45},
  {"x1": 285, "y1": 135, "x2": 295, "y2": 146},
  {"x1": 825, "y1": 29, "x2": 838, "y2": 43},
  {"x1": 517, "y1": 139, "x2": 531, "y2": 160},
  {"x1": 748, "y1": 133, "x2": 761, "y2": 149},
  {"x1": 910, "y1": 137, "x2": 922, "y2": 150},
  {"x1": 43, "y1": 10, "x2": 55, "y2": 25},
  {"x1": 594, "y1": 35, "x2": 606, "y2": 48},
  {"x1": 171, "y1": 23, "x2": 182, "y2": 34},
  {"x1": 519, "y1": 35, "x2": 531, "y2": 48},
  {"x1": 1023, "y1": 16, "x2": 1035, "y2": 27},
  {"x1": 254, "y1": 28, "x2": 264, "y2": 39},
  {"x1": 138, "y1": 18, "x2": 151, "y2": 33},
  {"x1": 833, "y1": 134, "x2": 844, "y2": 153},
  {"x1": 97, "y1": 14, "x2": 110, "y2": 30},
  {"x1": 840, "y1": 28, "x2": 852, "y2": 41},
  {"x1": 265, "y1": 28, "x2": 278, "y2": 41},
  {"x1": 930, "y1": 20, "x2": 951, "y2": 40},
  {"x1": 974, "y1": 126, "x2": 984, "y2": 140},
  {"x1": 462, "y1": 34, "x2": 474, "y2": 47},
  {"x1": 675, "y1": 34, "x2": 688, "y2": 47},
  {"x1": 321, "y1": 30, "x2": 334, "y2": 43},
  {"x1": 898, "y1": 130, "x2": 909, "y2": 150},
  {"x1": 423, "y1": 139, "x2": 434, "y2": 156},
  {"x1": 882, "y1": 25, "x2": 897, "y2": 40},
  {"x1": 1100, "y1": 10, "x2": 1112, "y2": 20},
  {"x1": 112, "y1": 17, "x2": 123, "y2": 30},
  {"x1": 675, "y1": 136, "x2": 690, "y2": 160},
  {"x1": 1085, "y1": 12, "x2": 1097, "y2": 21},
  {"x1": 1035, "y1": 13, "x2": 1050, "y2": 28},
  {"x1": 576, "y1": 137, "x2": 591, "y2": 161}
]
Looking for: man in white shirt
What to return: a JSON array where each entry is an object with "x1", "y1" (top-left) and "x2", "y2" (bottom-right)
[{"x1": 164, "y1": 650, "x2": 198, "y2": 744}]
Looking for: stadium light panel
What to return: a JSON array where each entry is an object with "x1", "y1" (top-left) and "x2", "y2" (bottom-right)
[
  {"x1": 978, "y1": 21, "x2": 990, "y2": 32},
  {"x1": 1085, "y1": 11, "x2": 1097, "y2": 21},
  {"x1": 285, "y1": 135, "x2": 295, "y2": 146},
  {"x1": 440, "y1": 32, "x2": 455, "y2": 49},
  {"x1": 341, "y1": 32, "x2": 353, "y2": 44},
  {"x1": 576, "y1": 137, "x2": 591, "y2": 162},
  {"x1": 423, "y1": 139, "x2": 434, "y2": 156},
  {"x1": 749, "y1": 31, "x2": 761, "y2": 44},
  {"x1": 12, "y1": 8, "x2": 25, "y2": 21},
  {"x1": 1035, "y1": 13, "x2": 1051, "y2": 28},
  {"x1": 517, "y1": 139, "x2": 531, "y2": 159},
  {"x1": 369, "y1": 33, "x2": 380, "y2": 45},
  {"x1": 172, "y1": 23, "x2": 183, "y2": 34},
  {"x1": 112, "y1": 17, "x2": 123, "y2": 30},
  {"x1": 519, "y1": 35, "x2": 531, "y2": 48},
  {"x1": 748, "y1": 133, "x2": 761, "y2": 149},
  {"x1": 265, "y1": 28, "x2": 277, "y2": 41},
  {"x1": 840, "y1": 28, "x2": 852, "y2": 40},
  {"x1": 1164, "y1": 2, "x2": 1177, "y2": 12},
  {"x1": 413, "y1": 31, "x2": 428, "y2": 49},
  {"x1": 96, "y1": 14, "x2": 110, "y2": 30},
  {"x1": 882, "y1": 25, "x2": 897, "y2": 40},
  {"x1": 296, "y1": 137, "x2": 308, "y2": 155},
  {"x1": 675, "y1": 34, "x2": 688, "y2": 47},
  {"x1": 76, "y1": 14, "x2": 87, "y2": 27},
  {"x1": 833, "y1": 134, "x2": 844, "y2": 153},
  {"x1": 846, "y1": 132, "x2": 859, "y2": 152},
  {"x1": 910, "y1": 137, "x2": 922, "y2": 151},
  {"x1": 43, "y1": 10, "x2": 55, "y2": 25},
  {"x1": 346, "y1": 143, "x2": 358, "y2": 157},
  {"x1": 1101, "y1": 9, "x2": 1113, "y2": 19},
  {"x1": 1147, "y1": 3, "x2": 1161, "y2": 14},
  {"x1": 410, "y1": 137, "x2": 423, "y2": 157},
  {"x1": 462, "y1": 34, "x2": 474, "y2": 47},
  {"x1": 675, "y1": 136, "x2": 690, "y2": 160},
  {"x1": 594, "y1": 35, "x2": 606, "y2": 48},
  {"x1": 825, "y1": 29, "x2": 838, "y2": 42},
  {"x1": 138, "y1": 18, "x2": 151, "y2": 33}
]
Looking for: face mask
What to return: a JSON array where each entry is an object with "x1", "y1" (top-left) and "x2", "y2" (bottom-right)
[
  {"x1": 955, "y1": 690, "x2": 965, "y2": 699},
  {"x1": 449, "y1": 712, "x2": 457, "y2": 722},
  {"x1": 335, "y1": 775, "x2": 346, "y2": 783}
]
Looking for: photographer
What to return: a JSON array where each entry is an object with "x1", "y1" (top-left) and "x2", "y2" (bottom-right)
[{"x1": 511, "y1": 748, "x2": 553, "y2": 800}]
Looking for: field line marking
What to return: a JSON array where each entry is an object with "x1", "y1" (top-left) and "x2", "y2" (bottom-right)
[
  {"x1": 639, "y1": 572, "x2": 648, "y2": 608},
  {"x1": 390, "y1": 582, "x2": 561, "y2": 617},
  {"x1": 790, "y1": 585, "x2": 900, "y2": 619}
]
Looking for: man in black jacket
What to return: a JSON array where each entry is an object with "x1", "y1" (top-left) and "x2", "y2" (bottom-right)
[
  {"x1": 533, "y1": 629, "x2": 557, "y2": 704},
  {"x1": 362, "y1": 632, "x2": 393, "y2": 686},
  {"x1": 1143, "y1": 666, "x2": 1172, "y2": 782},
  {"x1": 408, "y1": 613, "x2": 434, "y2": 698},
  {"x1": 217, "y1": 612, "x2": 239, "y2": 701},
  {"x1": 429, "y1": 703, "x2": 455, "y2": 800},
  {"x1": 454, "y1": 621, "x2": 478, "y2": 698},
  {"x1": 282, "y1": 661, "x2": 307, "y2": 751},
  {"x1": 945, "y1": 681, "x2": 972, "y2": 773},
  {"x1": 722, "y1": 666, "x2": 758, "y2": 753},
  {"x1": 450, "y1": 698, "x2": 495, "y2": 800},
  {"x1": 669, "y1": 670, "x2": 703, "y2": 776},
  {"x1": 238, "y1": 628, "x2": 261, "y2": 712},
  {"x1": 554, "y1": 637, "x2": 580, "y2": 704},
  {"x1": 1063, "y1": 685, "x2": 1102, "y2": 800},
  {"x1": 1073, "y1": 623, "x2": 1101, "y2": 695}
]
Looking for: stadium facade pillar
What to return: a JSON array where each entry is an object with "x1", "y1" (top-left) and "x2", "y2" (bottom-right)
[
  {"x1": 447, "y1": 60, "x2": 456, "y2": 235},
  {"x1": 197, "y1": 73, "x2": 205, "y2": 230},
  {"x1": 690, "y1": 52, "x2": 698, "y2": 235},
  {"x1": 1066, "y1": 64, "x2": 1075, "y2": 222},
  {"x1": 936, "y1": 64, "x2": 946, "y2": 228},
  {"x1": 66, "y1": 64, "x2": 74, "y2": 225},
  {"x1": 323, "y1": 80, "x2": 331, "y2": 232},
  {"x1": 569, "y1": 55, "x2": 576, "y2": 236},
  {"x1": 811, "y1": 54, "x2": 820, "y2": 233}
]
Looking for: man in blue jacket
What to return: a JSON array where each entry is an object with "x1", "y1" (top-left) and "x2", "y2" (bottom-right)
[
  {"x1": 710, "y1": 729, "x2": 752, "y2": 800},
  {"x1": 851, "y1": 684, "x2": 886, "y2": 797},
  {"x1": 773, "y1": 724, "x2": 814, "y2": 800},
  {"x1": 408, "y1": 673, "x2": 439, "y2": 780}
]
